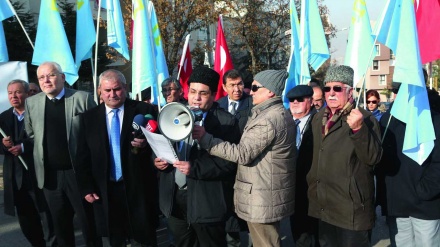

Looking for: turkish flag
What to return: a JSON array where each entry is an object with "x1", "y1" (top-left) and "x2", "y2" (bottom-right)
[
  {"x1": 179, "y1": 44, "x2": 192, "y2": 99},
  {"x1": 214, "y1": 15, "x2": 234, "y2": 100},
  {"x1": 415, "y1": 0, "x2": 440, "y2": 63}
]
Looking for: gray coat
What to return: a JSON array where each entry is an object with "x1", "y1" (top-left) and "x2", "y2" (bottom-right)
[
  {"x1": 200, "y1": 97, "x2": 296, "y2": 223},
  {"x1": 24, "y1": 88, "x2": 96, "y2": 188}
]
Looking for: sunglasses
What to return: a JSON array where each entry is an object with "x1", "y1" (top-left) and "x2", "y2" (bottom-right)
[
  {"x1": 289, "y1": 97, "x2": 305, "y2": 102},
  {"x1": 323, "y1": 86, "x2": 347, "y2": 93},
  {"x1": 367, "y1": 100, "x2": 378, "y2": 104},
  {"x1": 251, "y1": 85, "x2": 265, "y2": 92}
]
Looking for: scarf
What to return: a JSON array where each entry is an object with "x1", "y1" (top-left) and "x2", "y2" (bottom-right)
[{"x1": 322, "y1": 98, "x2": 354, "y2": 137}]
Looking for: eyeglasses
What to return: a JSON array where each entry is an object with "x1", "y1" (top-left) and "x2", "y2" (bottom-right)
[
  {"x1": 323, "y1": 86, "x2": 348, "y2": 93},
  {"x1": 162, "y1": 88, "x2": 178, "y2": 93},
  {"x1": 367, "y1": 100, "x2": 378, "y2": 104},
  {"x1": 189, "y1": 89, "x2": 211, "y2": 97},
  {"x1": 226, "y1": 82, "x2": 244, "y2": 89},
  {"x1": 37, "y1": 73, "x2": 60, "y2": 81},
  {"x1": 251, "y1": 85, "x2": 264, "y2": 92},
  {"x1": 288, "y1": 97, "x2": 305, "y2": 102}
]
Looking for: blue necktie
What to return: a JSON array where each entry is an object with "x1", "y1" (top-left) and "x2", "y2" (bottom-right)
[
  {"x1": 110, "y1": 109, "x2": 122, "y2": 181},
  {"x1": 295, "y1": 119, "x2": 301, "y2": 150}
]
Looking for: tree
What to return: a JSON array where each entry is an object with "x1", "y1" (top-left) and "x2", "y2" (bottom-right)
[
  {"x1": 3, "y1": 1, "x2": 37, "y2": 79},
  {"x1": 218, "y1": 0, "x2": 336, "y2": 80},
  {"x1": 152, "y1": 0, "x2": 219, "y2": 73}
]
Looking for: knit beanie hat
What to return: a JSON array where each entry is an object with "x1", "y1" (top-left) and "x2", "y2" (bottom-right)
[
  {"x1": 324, "y1": 65, "x2": 354, "y2": 87},
  {"x1": 188, "y1": 66, "x2": 220, "y2": 92},
  {"x1": 254, "y1": 70, "x2": 288, "y2": 96}
]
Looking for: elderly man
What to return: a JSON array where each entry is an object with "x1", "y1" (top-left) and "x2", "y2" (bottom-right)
[
  {"x1": 217, "y1": 69, "x2": 253, "y2": 133},
  {"x1": 0, "y1": 80, "x2": 54, "y2": 246},
  {"x1": 161, "y1": 77, "x2": 186, "y2": 104},
  {"x1": 24, "y1": 61, "x2": 98, "y2": 247},
  {"x1": 193, "y1": 69, "x2": 296, "y2": 247},
  {"x1": 307, "y1": 65, "x2": 382, "y2": 246},
  {"x1": 76, "y1": 69, "x2": 158, "y2": 246},
  {"x1": 154, "y1": 66, "x2": 239, "y2": 247},
  {"x1": 286, "y1": 85, "x2": 319, "y2": 247}
]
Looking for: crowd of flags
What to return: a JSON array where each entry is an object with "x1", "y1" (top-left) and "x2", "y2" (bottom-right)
[{"x1": 1, "y1": 0, "x2": 440, "y2": 164}]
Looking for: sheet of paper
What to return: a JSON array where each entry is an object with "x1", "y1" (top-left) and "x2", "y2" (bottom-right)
[{"x1": 141, "y1": 126, "x2": 178, "y2": 164}]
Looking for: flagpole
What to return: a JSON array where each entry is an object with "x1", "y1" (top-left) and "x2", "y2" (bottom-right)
[
  {"x1": 6, "y1": 0, "x2": 34, "y2": 49},
  {"x1": 177, "y1": 34, "x2": 191, "y2": 81},
  {"x1": 94, "y1": 0, "x2": 102, "y2": 104},
  {"x1": 355, "y1": 0, "x2": 391, "y2": 108}
]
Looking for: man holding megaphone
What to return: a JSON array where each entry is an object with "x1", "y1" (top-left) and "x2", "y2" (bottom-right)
[
  {"x1": 75, "y1": 69, "x2": 159, "y2": 246},
  {"x1": 155, "y1": 66, "x2": 240, "y2": 247}
]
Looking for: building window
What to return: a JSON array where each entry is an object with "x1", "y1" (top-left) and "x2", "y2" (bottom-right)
[
  {"x1": 379, "y1": 75, "x2": 386, "y2": 85},
  {"x1": 375, "y1": 44, "x2": 380, "y2": 56},
  {"x1": 373, "y1": 60, "x2": 379, "y2": 70},
  {"x1": 390, "y1": 49, "x2": 394, "y2": 59}
]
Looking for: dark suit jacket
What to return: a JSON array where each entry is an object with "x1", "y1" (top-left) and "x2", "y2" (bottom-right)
[
  {"x1": 292, "y1": 109, "x2": 317, "y2": 230},
  {"x1": 24, "y1": 88, "x2": 97, "y2": 188},
  {"x1": 0, "y1": 108, "x2": 46, "y2": 216},
  {"x1": 217, "y1": 93, "x2": 253, "y2": 133},
  {"x1": 75, "y1": 99, "x2": 158, "y2": 244}
]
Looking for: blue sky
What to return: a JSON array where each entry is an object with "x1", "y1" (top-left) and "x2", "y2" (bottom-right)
[{"x1": 325, "y1": 0, "x2": 387, "y2": 64}]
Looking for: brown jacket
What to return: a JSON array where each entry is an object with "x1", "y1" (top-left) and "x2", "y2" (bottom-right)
[
  {"x1": 200, "y1": 97, "x2": 296, "y2": 223},
  {"x1": 307, "y1": 107, "x2": 382, "y2": 231}
]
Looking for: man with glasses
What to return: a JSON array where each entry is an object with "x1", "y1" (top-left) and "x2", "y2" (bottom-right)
[
  {"x1": 218, "y1": 69, "x2": 253, "y2": 133},
  {"x1": 161, "y1": 77, "x2": 186, "y2": 104},
  {"x1": 285, "y1": 85, "x2": 319, "y2": 246},
  {"x1": 24, "y1": 61, "x2": 99, "y2": 246},
  {"x1": 307, "y1": 65, "x2": 382, "y2": 247},
  {"x1": 193, "y1": 69, "x2": 296, "y2": 247},
  {"x1": 154, "y1": 66, "x2": 239, "y2": 247}
]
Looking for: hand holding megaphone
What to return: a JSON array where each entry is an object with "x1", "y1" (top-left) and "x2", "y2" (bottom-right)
[{"x1": 192, "y1": 125, "x2": 206, "y2": 142}]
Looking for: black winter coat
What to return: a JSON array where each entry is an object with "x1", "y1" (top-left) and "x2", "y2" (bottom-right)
[
  {"x1": 158, "y1": 103, "x2": 240, "y2": 223},
  {"x1": 376, "y1": 106, "x2": 440, "y2": 219}
]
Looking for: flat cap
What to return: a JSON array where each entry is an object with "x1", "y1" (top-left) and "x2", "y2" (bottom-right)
[{"x1": 286, "y1": 85, "x2": 314, "y2": 100}]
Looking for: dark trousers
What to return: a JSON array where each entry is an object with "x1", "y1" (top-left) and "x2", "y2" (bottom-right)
[
  {"x1": 318, "y1": 220, "x2": 371, "y2": 247},
  {"x1": 14, "y1": 187, "x2": 56, "y2": 247},
  {"x1": 43, "y1": 169, "x2": 99, "y2": 247},
  {"x1": 290, "y1": 214, "x2": 320, "y2": 247},
  {"x1": 168, "y1": 189, "x2": 227, "y2": 247}
]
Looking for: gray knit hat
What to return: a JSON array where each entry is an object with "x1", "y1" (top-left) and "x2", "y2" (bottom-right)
[
  {"x1": 324, "y1": 65, "x2": 354, "y2": 87},
  {"x1": 254, "y1": 70, "x2": 288, "y2": 96}
]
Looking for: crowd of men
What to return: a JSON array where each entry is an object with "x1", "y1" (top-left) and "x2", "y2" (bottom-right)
[{"x1": 1, "y1": 61, "x2": 439, "y2": 247}]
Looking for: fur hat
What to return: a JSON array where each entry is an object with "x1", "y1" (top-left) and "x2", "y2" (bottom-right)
[
  {"x1": 188, "y1": 66, "x2": 220, "y2": 92},
  {"x1": 324, "y1": 65, "x2": 354, "y2": 87},
  {"x1": 253, "y1": 70, "x2": 288, "y2": 96}
]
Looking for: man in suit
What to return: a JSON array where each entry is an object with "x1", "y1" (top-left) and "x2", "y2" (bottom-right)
[
  {"x1": 286, "y1": 85, "x2": 319, "y2": 247},
  {"x1": 24, "y1": 61, "x2": 98, "y2": 247},
  {"x1": 217, "y1": 69, "x2": 253, "y2": 133},
  {"x1": 217, "y1": 70, "x2": 252, "y2": 246},
  {"x1": 0, "y1": 79, "x2": 55, "y2": 247},
  {"x1": 76, "y1": 69, "x2": 159, "y2": 246}
]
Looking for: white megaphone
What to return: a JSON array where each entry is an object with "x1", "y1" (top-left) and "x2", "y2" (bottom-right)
[{"x1": 158, "y1": 102, "x2": 204, "y2": 141}]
